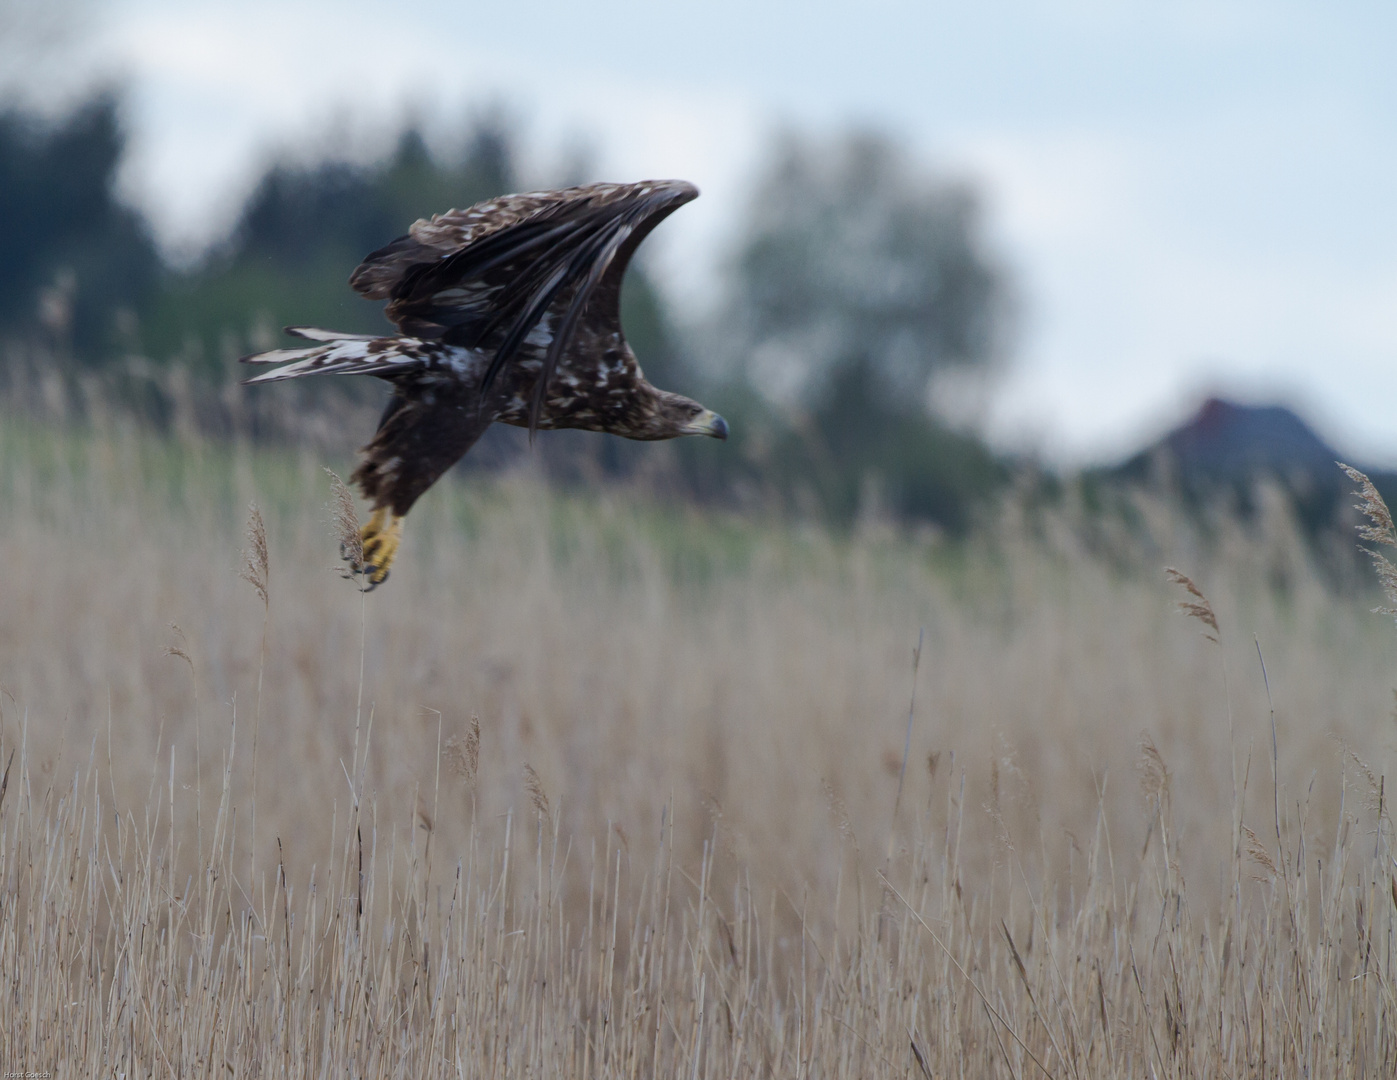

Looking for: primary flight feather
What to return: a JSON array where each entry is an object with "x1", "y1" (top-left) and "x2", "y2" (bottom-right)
[{"x1": 240, "y1": 179, "x2": 727, "y2": 587}]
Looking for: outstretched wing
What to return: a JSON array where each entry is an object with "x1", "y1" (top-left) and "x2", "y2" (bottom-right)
[{"x1": 349, "y1": 179, "x2": 698, "y2": 433}]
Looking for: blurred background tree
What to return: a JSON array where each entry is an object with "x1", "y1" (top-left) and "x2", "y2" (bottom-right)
[
  {"x1": 726, "y1": 131, "x2": 1006, "y2": 405},
  {"x1": 700, "y1": 131, "x2": 1013, "y2": 529},
  {"x1": 0, "y1": 94, "x2": 160, "y2": 362}
]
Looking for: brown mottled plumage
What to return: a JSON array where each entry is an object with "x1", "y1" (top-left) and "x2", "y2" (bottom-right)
[{"x1": 240, "y1": 180, "x2": 727, "y2": 586}]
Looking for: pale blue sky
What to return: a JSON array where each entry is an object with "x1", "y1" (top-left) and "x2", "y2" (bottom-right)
[{"x1": 15, "y1": 0, "x2": 1397, "y2": 465}]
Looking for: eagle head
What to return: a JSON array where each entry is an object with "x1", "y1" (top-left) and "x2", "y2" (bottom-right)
[
  {"x1": 646, "y1": 389, "x2": 728, "y2": 441},
  {"x1": 615, "y1": 383, "x2": 727, "y2": 442}
]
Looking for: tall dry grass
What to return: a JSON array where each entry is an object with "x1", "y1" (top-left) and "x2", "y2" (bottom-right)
[{"x1": 0, "y1": 415, "x2": 1395, "y2": 1075}]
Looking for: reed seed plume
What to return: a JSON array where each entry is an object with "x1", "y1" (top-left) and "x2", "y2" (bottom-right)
[
  {"x1": 1241, "y1": 824, "x2": 1278, "y2": 877},
  {"x1": 326, "y1": 468, "x2": 364, "y2": 573},
  {"x1": 702, "y1": 792, "x2": 746, "y2": 861},
  {"x1": 1138, "y1": 735, "x2": 1170, "y2": 807},
  {"x1": 1164, "y1": 566, "x2": 1219, "y2": 642},
  {"x1": 163, "y1": 622, "x2": 192, "y2": 668},
  {"x1": 1340, "y1": 463, "x2": 1397, "y2": 546},
  {"x1": 444, "y1": 716, "x2": 480, "y2": 786},
  {"x1": 821, "y1": 777, "x2": 859, "y2": 852},
  {"x1": 1339, "y1": 464, "x2": 1397, "y2": 618},
  {"x1": 1341, "y1": 745, "x2": 1390, "y2": 826},
  {"x1": 523, "y1": 762, "x2": 551, "y2": 824},
  {"x1": 239, "y1": 502, "x2": 269, "y2": 607}
]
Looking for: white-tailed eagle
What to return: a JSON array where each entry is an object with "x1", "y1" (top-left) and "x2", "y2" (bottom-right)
[{"x1": 240, "y1": 179, "x2": 727, "y2": 587}]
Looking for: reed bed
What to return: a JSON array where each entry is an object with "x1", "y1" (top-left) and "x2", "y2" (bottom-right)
[{"x1": 0, "y1": 417, "x2": 1394, "y2": 1076}]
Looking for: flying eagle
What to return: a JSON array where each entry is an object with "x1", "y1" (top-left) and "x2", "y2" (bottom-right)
[{"x1": 241, "y1": 179, "x2": 727, "y2": 587}]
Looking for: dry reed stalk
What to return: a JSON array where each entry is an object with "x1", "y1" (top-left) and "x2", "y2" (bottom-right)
[
  {"x1": 324, "y1": 469, "x2": 373, "y2": 813},
  {"x1": 240, "y1": 501, "x2": 270, "y2": 885},
  {"x1": 164, "y1": 622, "x2": 204, "y2": 867},
  {"x1": 0, "y1": 642, "x2": 1393, "y2": 1076},
  {"x1": 1, "y1": 421, "x2": 1395, "y2": 1075},
  {"x1": 888, "y1": 627, "x2": 924, "y2": 859},
  {"x1": 1166, "y1": 564, "x2": 1244, "y2": 894},
  {"x1": 1137, "y1": 735, "x2": 1172, "y2": 867}
]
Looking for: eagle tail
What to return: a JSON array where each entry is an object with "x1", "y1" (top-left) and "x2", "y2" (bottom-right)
[
  {"x1": 283, "y1": 325, "x2": 374, "y2": 343},
  {"x1": 239, "y1": 330, "x2": 419, "y2": 384}
]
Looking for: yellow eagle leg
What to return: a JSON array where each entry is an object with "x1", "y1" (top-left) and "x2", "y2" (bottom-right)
[{"x1": 359, "y1": 507, "x2": 404, "y2": 587}]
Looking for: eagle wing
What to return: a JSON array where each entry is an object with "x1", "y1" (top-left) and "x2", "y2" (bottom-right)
[{"x1": 349, "y1": 179, "x2": 698, "y2": 433}]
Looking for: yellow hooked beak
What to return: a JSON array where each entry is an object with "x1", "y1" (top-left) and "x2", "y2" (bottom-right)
[{"x1": 686, "y1": 409, "x2": 729, "y2": 440}]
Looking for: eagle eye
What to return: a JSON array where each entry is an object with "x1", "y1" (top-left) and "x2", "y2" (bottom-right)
[{"x1": 603, "y1": 348, "x2": 622, "y2": 363}]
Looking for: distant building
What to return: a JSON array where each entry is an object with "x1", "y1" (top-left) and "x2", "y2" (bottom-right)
[
  {"x1": 1117, "y1": 397, "x2": 1339, "y2": 489},
  {"x1": 1105, "y1": 396, "x2": 1395, "y2": 545}
]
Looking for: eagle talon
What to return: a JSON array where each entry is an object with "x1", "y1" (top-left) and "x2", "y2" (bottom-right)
[{"x1": 348, "y1": 508, "x2": 403, "y2": 589}]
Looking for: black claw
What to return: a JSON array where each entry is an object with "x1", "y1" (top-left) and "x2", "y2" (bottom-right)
[{"x1": 337, "y1": 536, "x2": 386, "y2": 591}]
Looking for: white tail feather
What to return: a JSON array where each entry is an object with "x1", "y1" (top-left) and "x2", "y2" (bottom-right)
[
  {"x1": 240, "y1": 345, "x2": 327, "y2": 366},
  {"x1": 241, "y1": 334, "x2": 420, "y2": 384},
  {"x1": 285, "y1": 326, "x2": 377, "y2": 342},
  {"x1": 242, "y1": 347, "x2": 337, "y2": 383}
]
